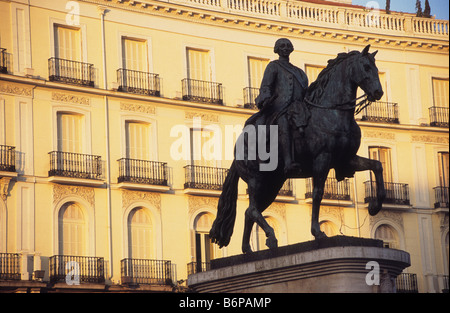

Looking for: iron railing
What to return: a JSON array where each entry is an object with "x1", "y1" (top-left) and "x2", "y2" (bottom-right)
[
  {"x1": 182, "y1": 78, "x2": 223, "y2": 105},
  {"x1": 396, "y1": 273, "x2": 419, "y2": 293},
  {"x1": 49, "y1": 255, "x2": 105, "y2": 284},
  {"x1": 305, "y1": 178, "x2": 351, "y2": 201},
  {"x1": 279, "y1": 179, "x2": 294, "y2": 197},
  {"x1": 0, "y1": 145, "x2": 16, "y2": 172},
  {"x1": 434, "y1": 186, "x2": 449, "y2": 208},
  {"x1": 0, "y1": 253, "x2": 21, "y2": 281},
  {"x1": 429, "y1": 106, "x2": 449, "y2": 127},
  {"x1": 184, "y1": 165, "x2": 228, "y2": 190},
  {"x1": 0, "y1": 48, "x2": 9, "y2": 74},
  {"x1": 117, "y1": 68, "x2": 160, "y2": 96},
  {"x1": 364, "y1": 181, "x2": 410, "y2": 205},
  {"x1": 118, "y1": 158, "x2": 168, "y2": 186},
  {"x1": 49, "y1": 151, "x2": 102, "y2": 180},
  {"x1": 187, "y1": 261, "x2": 210, "y2": 276},
  {"x1": 48, "y1": 57, "x2": 94, "y2": 87},
  {"x1": 361, "y1": 101, "x2": 399, "y2": 123},
  {"x1": 243, "y1": 87, "x2": 259, "y2": 110},
  {"x1": 121, "y1": 258, "x2": 173, "y2": 286}
]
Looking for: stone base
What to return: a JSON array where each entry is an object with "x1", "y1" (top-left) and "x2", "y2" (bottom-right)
[{"x1": 188, "y1": 236, "x2": 411, "y2": 293}]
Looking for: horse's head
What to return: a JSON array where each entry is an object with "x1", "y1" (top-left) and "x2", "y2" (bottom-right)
[{"x1": 352, "y1": 45, "x2": 384, "y2": 102}]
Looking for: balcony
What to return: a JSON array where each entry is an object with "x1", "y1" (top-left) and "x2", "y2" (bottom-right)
[
  {"x1": 49, "y1": 255, "x2": 105, "y2": 284},
  {"x1": 117, "y1": 158, "x2": 170, "y2": 192},
  {"x1": 364, "y1": 181, "x2": 410, "y2": 206},
  {"x1": 48, "y1": 57, "x2": 94, "y2": 87},
  {"x1": 396, "y1": 273, "x2": 419, "y2": 293},
  {"x1": 243, "y1": 87, "x2": 259, "y2": 110},
  {"x1": 0, "y1": 145, "x2": 16, "y2": 173},
  {"x1": 187, "y1": 261, "x2": 210, "y2": 276},
  {"x1": 48, "y1": 151, "x2": 104, "y2": 186},
  {"x1": 360, "y1": 101, "x2": 399, "y2": 124},
  {"x1": 434, "y1": 186, "x2": 449, "y2": 209},
  {"x1": 0, "y1": 253, "x2": 21, "y2": 281},
  {"x1": 121, "y1": 258, "x2": 173, "y2": 286},
  {"x1": 184, "y1": 165, "x2": 228, "y2": 195},
  {"x1": 182, "y1": 78, "x2": 223, "y2": 105},
  {"x1": 305, "y1": 177, "x2": 352, "y2": 205},
  {"x1": 0, "y1": 48, "x2": 9, "y2": 74},
  {"x1": 117, "y1": 69, "x2": 160, "y2": 96},
  {"x1": 429, "y1": 106, "x2": 449, "y2": 127}
]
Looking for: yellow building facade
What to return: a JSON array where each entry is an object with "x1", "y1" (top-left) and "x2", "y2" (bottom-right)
[{"x1": 0, "y1": 0, "x2": 448, "y2": 292}]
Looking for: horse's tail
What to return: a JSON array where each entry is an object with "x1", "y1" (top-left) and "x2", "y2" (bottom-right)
[{"x1": 209, "y1": 161, "x2": 239, "y2": 248}]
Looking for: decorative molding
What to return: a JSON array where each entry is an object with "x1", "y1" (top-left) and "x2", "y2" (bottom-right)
[
  {"x1": 0, "y1": 81, "x2": 33, "y2": 97},
  {"x1": 120, "y1": 102, "x2": 156, "y2": 115},
  {"x1": 0, "y1": 177, "x2": 12, "y2": 200},
  {"x1": 188, "y1": 195, "x2": 218, "y2": 214},
  {"x1": 52, "y1": 184, "x2": 95, "y2": 208},
  {"x1": 364, "y1": 130, "x2": 396, "y2": 140},
  {"x1": 265, "y1": 202, "x2": 286, "y2": 220},
  {"x1": 411, "y1": 135, "x2": 449, "y2": 144},
  {"x1": 51, "y1": 92, "x2": 90, "y2": 106},
  {"x1": 369, "y1": 210, "x2": 404, "y2": 231},
  {"x1": 122, "y1": 189, "x2": 161, "y2": 211},
  {"x1": 185, "y1": 111, "x2": 219, "y2": 123}
]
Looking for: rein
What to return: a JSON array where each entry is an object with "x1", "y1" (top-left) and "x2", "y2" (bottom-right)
[{"x1": 304, "y1": 94, "x2": 373, "y2": 115}]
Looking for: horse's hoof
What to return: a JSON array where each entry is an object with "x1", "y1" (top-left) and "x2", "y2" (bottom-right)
[
  {"x1": 368, "y1": 200, "x2": 382, "y2": 216},
  {"x1": 314, "y1": 231, "x2": 327, "y2": 240},
  {"x1": 266, "y1": 236, "x2": 278, "y2": 249},
  {"x1": 242, "y1": 244, "x2": 252, "y2": 254}
]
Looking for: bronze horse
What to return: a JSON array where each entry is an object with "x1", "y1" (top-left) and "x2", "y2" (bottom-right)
[{"x1": 210, "y1": 45, "x2": 386, "y2": 253}]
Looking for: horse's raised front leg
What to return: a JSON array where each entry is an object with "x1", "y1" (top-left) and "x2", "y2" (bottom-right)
[
  {"x1": 349, "y1": 155, "x2": 386, "y2": 216},
  {"x1": 311, "y1": 154, "x2": 331, "y2": 239}
]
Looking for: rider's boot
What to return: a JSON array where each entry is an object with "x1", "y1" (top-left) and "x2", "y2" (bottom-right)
[{"x1": 282, "y1": 129, "x2": 302, "y2": 176}]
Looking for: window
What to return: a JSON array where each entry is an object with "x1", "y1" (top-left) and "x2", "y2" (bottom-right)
[
  {"x1": 369, "y1": 146, "x2": 393, "y2": 183},
  {"x1": 194, "y1": 213, "x2": 215, "y2": 264},
  {"x1": 378, "y1": 72, "x2": 388, "y2": 102},
  {"x1": 57, "y1": 113, "x2": 82, "y2": 153},
  {"x1": 128, "y1": 207, "x2": 153, "y2": 259},
  {"x1": 438, "y1": 152, "x2": 449, "y2": 188},
  {"x1": 122, "y1": 37, "x2": 147, "y2": 72},
  {"x1": 58, "y1": 202, "x2": 86, "y2": 256},
  {"x1": 374, "y1": 224, "x2": 399, "y2": 249},
  {"x1": 320, "y1": 221, "x2": 338, "y2": 237},
  {"x1": 433, "y1": 78, "x2": 449, "y2": 108},
  {"x1": 54, "y1": 25, "x2": 81, "y2": 61},
  {"x1": 125, "y1": 121, "x2": 150, "y2": 160},
  {"x1": 190, "y1": 128, "x2": 217, "y2": 167},
  {"x1": 187, "y1": 48, "x2": 211, "y2": 81},
  {"x1": 247, "y1": 57, "x2": 269, "y2": 88},
  {"x1": 305, "y1": 64, "x2": 325, "y2": 83}
]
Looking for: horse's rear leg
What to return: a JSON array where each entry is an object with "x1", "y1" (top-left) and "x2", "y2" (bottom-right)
[{"x1": 349, "y1": 155, "x2": 386, "y2": 216}]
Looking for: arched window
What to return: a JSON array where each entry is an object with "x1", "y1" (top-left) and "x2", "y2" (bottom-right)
[
  {"x1": 320, "y1": 221, "x2": 338, "y2": 237},
  {"x1": 58, "y1": 202, "x2": 86, "y2": 256},
  {"x1": 128, "y1": 207, "x2": 153, "y2": 259},
  {"x1": 374, "y1": 224, "x2": 399, "y2": 249},
  {"x1": 194, "y1": 213, "x2": 215, "y2": 265}
]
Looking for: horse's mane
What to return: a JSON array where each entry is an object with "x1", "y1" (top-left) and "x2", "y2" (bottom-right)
[{"x1": 306, "y1": 50, "x2": 361, "y2": 101}]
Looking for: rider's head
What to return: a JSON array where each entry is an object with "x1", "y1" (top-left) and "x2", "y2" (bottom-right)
[{"x1": 274, "y1": 38, "x2": 294, "y2": 57}]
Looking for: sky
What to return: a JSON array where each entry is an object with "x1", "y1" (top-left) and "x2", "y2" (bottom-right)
[{"x1": 352, "y1": 0, "x2": 449, "y2": 20}]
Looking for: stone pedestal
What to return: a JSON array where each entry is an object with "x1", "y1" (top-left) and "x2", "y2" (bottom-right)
[{"x1": 188, "y1": 236, "x2": 411, "y2": 293}]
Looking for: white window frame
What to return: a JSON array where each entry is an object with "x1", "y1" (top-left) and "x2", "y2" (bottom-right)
[{"x1": 49, "y1": 18, "x2": 87, "y2": 62}]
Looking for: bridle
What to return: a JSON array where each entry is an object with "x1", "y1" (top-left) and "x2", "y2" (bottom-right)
[{"x1": 304, "y1": 94, "x2": 373, "y2": 115}]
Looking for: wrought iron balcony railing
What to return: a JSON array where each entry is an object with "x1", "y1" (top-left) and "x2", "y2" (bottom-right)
[
  {"x1": 184, "y1": 165, "x2": 228, "y2": 190},
  {"x1": 361, "y1": 101, "x2": 399, "y2": 124},
  {"x1": 0, "y1": 145, "x2": 16, "y2": 172},
  {"x1": 434, "y1": 186, "x2": 449, "y2": 208},
  {"x1": 305, "y1": 177, "x2": 351, "y2": 201},
  {"x1": 48, "y1": 57, "x2": 94, "y2": 87},
  {"x1": 0, "y1": 48, "x2": 9, "y2": 74},
  {"x1": 364, "y1": 181, "x2": 410, "y2": 205},
  {"x1": 182, "y1": 78, "x2": 223, "y2": 105},
  {"x1": 49, "y1": 151, "x2": 102, "y2": 180},
  {"x1": 118, "y1": 158, "x2": 168, "y2": 186},
  {"x1": 117, "y1": 68, "x2": 160, "y2": 96},
  {"x1": 49, "y1": 255, "x2": 105, "y2": 284},
  {"x1": 278, "y1": 179, "x2": 294, "y2": 197},
  {"x1": 0, "y1": 253, "x2": 21, "y2": 281},
  {"x1": 396, "y1": 273, "x2": 419, "y2": 293},
  {"x1": 243, "y1": 87, "x2": 259, "y2": 110},
  {"x1": 429, "y1": 106, "x2": 449, "y2": 127},
  {"x1": 121, "y1": 258, "x2": 173, "y2": 286},
  {"x1": 187, "y1": 261, "x2": 210, "y2": 276}
]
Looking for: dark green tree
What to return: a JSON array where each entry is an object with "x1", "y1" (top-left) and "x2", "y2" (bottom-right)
[
  {"x1": 423, "y1": 0, "x2": 431, "y2": 18},
  {"x1": 416, "y1": 0, "x2": 423, "y2": 17},
  {"x1": 386, "y1": 0, "x2": 391, "y2": 14}
]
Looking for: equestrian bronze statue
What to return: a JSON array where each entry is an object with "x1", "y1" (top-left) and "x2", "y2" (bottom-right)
[{"x1": 210, "y1": 39, "x2": 386, "y2": 254}]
